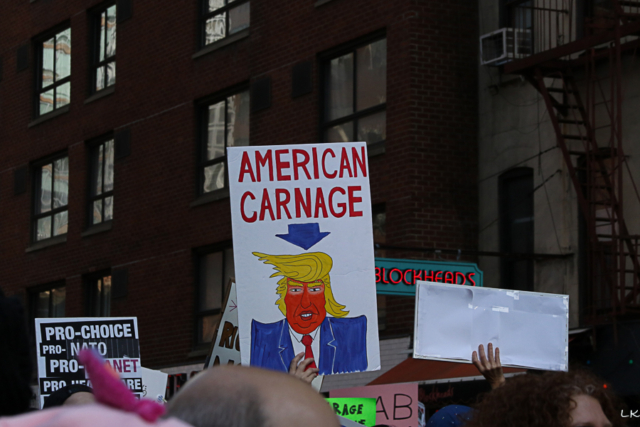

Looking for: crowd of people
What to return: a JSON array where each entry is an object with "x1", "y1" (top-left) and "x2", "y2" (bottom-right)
[{"x1": 0, "y1": 291, "x2": 627, "y2": 427}]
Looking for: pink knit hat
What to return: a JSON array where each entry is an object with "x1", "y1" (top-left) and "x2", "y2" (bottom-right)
[{"x1": 0, "y1": 405, "x2": 190, "y2": 427}]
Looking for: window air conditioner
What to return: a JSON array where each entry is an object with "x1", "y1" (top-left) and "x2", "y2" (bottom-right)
[{"x1": 480, "y1": 28, "x2": 532, "y2": 66}]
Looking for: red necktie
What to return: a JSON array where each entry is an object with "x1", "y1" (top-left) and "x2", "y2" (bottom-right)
[{"x1": 301, "y1": 334, "x2": 317, "y2": 370}]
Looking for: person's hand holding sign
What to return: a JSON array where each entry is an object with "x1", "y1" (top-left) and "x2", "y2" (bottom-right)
[
  {"x1": 289, "y1": 352, "x2": 319, "y2": 384},
  {"x1": 472, "y1": 343, "x2": 505, "y2": 390}
]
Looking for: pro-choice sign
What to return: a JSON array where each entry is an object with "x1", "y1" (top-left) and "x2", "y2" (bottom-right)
[{"x1": 375, "y1": 258, "x2": 483, "y2": 296}]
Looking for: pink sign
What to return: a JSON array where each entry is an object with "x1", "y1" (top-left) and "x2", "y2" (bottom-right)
[{"x1": 331, "y1": 383, "x2": 418, "y2": 427}]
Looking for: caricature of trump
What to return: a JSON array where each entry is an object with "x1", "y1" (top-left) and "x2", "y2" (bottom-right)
[{"x1": 250, "y1": 252, "x2": 368, "y2": 375}]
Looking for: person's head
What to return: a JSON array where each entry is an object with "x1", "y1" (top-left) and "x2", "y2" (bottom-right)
[
  {"x1": 43, "y1": 385, "x2": 95, "y2": 408},
  {"x1": 166, "y1": 365, "x2": 340, "y2": 427},
  {"x1": 466, "y1": 370, "x2": 622, "y2": 427},
  {"x1": 253, "y1": 252, "x2": 348, "y2": 334}
]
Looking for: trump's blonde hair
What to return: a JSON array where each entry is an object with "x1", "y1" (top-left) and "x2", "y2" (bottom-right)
[{"x1": 252, "y1": 252, "x2": 349, "y2": 318}]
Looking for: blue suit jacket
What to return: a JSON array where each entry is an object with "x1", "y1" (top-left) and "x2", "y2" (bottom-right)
[{"x1": 250, "y1": 316, "x2": 367, "y2": 375}]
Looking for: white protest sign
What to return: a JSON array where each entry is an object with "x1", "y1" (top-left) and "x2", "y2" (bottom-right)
[
  {"x1": 414, "y1": 282, "x2": 569, "y2": 371},
  {"x1": 228, "y1": 142, "x2": 380, "y2": 375},
  {"x1": 205, "y1": 282, "x2": 241, "y2": 367},
  {"x1": 35, "y1": 317, "x2": 141, "y2": 407},
  {"x1": 141, "y1": 367, "x2": 168, "y2": 403}
]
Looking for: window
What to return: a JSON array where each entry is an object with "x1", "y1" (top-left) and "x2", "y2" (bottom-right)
[
  {"x1": 197, "y1": 247, "x2": 234, "y2": 344},
  {"x1": 33, "y1": 155, "x2": 69, "y2": 242},
  {"x1": 323, "y1": 37, "x2": 386, "y2": 147},
  {"x1": 199, "y1": 89, "x2": 250, "y2": 194},
  {"x1": 92, "y1": 4, "x2": 116, "y2": 92},
  {"x1": 201, "y1": 0, "x2": 250, "y2": 47},
  {"x1": 499, "y1": 168, "x2": 534, "y2": 291},
  {"x1": 36, "y1": 27, "x2": 71, "y2": 116},
  {"x1": 89, "y1": 138, "x2": 115, "y2": 225},
  {"x1": 86, "y1": 272, "x2": 112, "y2": 316},
  {"x1": 30, "y1": 284, "x2": 66, "y2": 319}
]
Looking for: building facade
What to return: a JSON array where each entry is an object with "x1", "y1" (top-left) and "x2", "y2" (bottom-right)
[{"x1": 0, "y1": 0, "x2": 478, "y2": 383}]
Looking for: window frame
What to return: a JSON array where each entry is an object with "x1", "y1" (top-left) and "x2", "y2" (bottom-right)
[
  {"x1": 196, "y1": 84, "x2": 250, "y2": 196},
  {"x1": 34, "y1": 23, "x2": 72, "y2": 118},
  {"x1": 31, "y1": 152, "x2": 70, "y2": 243},
  {"x1": 87, "y1": 135, "x2": 115, "y2": 227},
  {"x1": 29, "y1": 281, "x2": 66, "y2": 322},
  {"x1": 320, "y1": 32, "x2": 387, "y2": 149},
  {"x1": 85, "y1": 270, "x2": 112, "y2": 317},
  {"x1": 90, "y1": 2, "x2": 117, "y2": 94},
  {"x1": 194, "y1": 242, "x2": 234, "y2": 346},
  {"x1": 199, "y1": 0, "x2": 250, "y2": 48}
]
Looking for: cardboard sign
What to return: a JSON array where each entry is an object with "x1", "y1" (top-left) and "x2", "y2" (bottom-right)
[
  {"x1": 331, "y1": 383, "x2": 418, "y2": 427},
  {"x1": 205, "y1": 282, "x2": 241, "y2": 368},
  {"x1": 35, "y1": 317, "x2": 140, "y2": 407},
  {"x1": 417, "y1": 402, "x2": 426, "y2": 427},
  {"x1": 140, "y1": 367, "x2": 168, "y2": 403},
  {"x1": 414, "y1": 281, "x2": 569, "y2": 371},
  {"x1": 228, "y1": 142, "x2": 380, "y2": 375},
  {"x1": 326, "y1": 398, "x2": 376, "y2": 426}
]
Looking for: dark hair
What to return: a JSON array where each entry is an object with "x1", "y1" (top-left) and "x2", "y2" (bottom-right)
[
  {"x1": 465, "y1": 370, "x2": 624, "y2": 427},
  {"x1": 167, "y1": 385, "x2": 265, "y2": 427},
  {"x1": 43, "y1": 385, "x2": 94, "y2": 408}
]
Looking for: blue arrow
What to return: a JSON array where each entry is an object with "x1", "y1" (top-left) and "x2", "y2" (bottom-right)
[{"x1": 276, "y1": 223, "x2": 330, "y2": 250}]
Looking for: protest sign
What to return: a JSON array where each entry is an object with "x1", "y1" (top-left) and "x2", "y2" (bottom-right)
[
  {"x1": 417, "y1": 402, "x2": 426, "y2": 427},
  {"x1": 414, "y1": 281, "x2": 569, "y2": 371},
  {"x1": 331, "y1": 383, "x2": 418, "y2": 427},
  {"x1": 141, "y1": 367, "x2": 168, "y2": 403},
  {"x1": 227, "y1": 142, "x2": 380, "y2": 375},
  {"x1": 205, "y1": 282, "x2": 241, "y2": 368},
  {"x1": 35, "y1": 317, "x2": 140, "y2": 407},
  {"x1": 338, "y1": 416, "x2": 368, "y2": 427},
  {"x1": 326, "y1": 397, "x2": 376, "y2": 426}
]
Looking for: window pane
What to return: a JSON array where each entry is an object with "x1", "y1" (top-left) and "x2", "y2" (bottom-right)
[
  {"x1": 325, "y1": 121, "x2": 353, "y2": 142},
  {"x1": 99, "y1": 11, "x2": 107, "y2": 63},
  {"x1": 53, "y1": 211, "x2": 68, "y2": 236},
  {"x1": 36, "y1": 216, "x2": 52, "y2": 241},
  {"x1": 104, "y1": 140, "x2": 115, "y2": 192},
  {"x1": 53, "y1": 157, "x2": 69, "y2": 209},
  {"x1": 104, "y1": 196, "x2": 114, "y2": 221},
  {"x1": 93, "y1": 200, "x2": 103, "y2": 224},
  {"x1": 56, "y1": 82, "x2": 71, "y2": 108},
  {"x1": 39, "y1": 164, "x2": 53, "y2": 214},
  {"x1": 96, "y1": 66, "x2": 105, "y2": 92},
  {"x1": 51, "y1": 287, "x2": 65, "y2": 317},
  {"x1": 36, "y1": 291, "x2": 50, "y2": 318},
  {"x1": 40, "y1": 89, "x2": 55, "y2": 116},
  {"x1": 106, "y1": 61, "x2": 116, "y2": 87},
  {"x1": 201, "y1": 314, "x2": 221, "y2": 343},
  {"x1": 203, "y1": 163, "x2": 225, "y2": 193},
  {"x1": 208, "y1": 0, "x2": 225, "y2": 12},
  {"x1": 55, "y1": 29, "x2": 71, "y2": 82},
  {"x1": 224, "y1": 247, "x2": 235, "y2": 285},
  {"x1": 205, "y1": 14, "x2": 226, "y2": 45},
  {"x1": 106, "y1": 6, "x2": 117, "y2": 58},
  {"x1": 102, "y1": 276, "x2": 112, "y2": 316},
  {"x1": 227, "y1": 91, "x2": 250, "y2": 147},
  {"x1": 42, "y1": 37, "x2": 55, "y2": 89},
  {"x1": 356, "y1": 39, "x2": 386, "y2": 111},
  {"x1": 207, "y1": 100, "x2": 226, "y2": 160},
  {"x1": 229, "y1": 2, "x2": 250, "y2": 35},
  {"x1": 357, "y1": 111, "x2": 386, "y2": 145},
  {"x1": 95, "y1": 144, "x2": 104, "y2": 196},
  {"x1": 200, "y1": 252, "x2": 223, "y2": 311},
  {"x1": 326, "y1": 53, "x2": 353, "y2": 121}
]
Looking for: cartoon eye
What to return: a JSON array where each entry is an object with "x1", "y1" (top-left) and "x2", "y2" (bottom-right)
[
  {"x1": 289, "y1": 287, "x2": 302, "y2": 293},
  {"x1": 309, "y1": 287, "x2": 322, "y2": 292}
]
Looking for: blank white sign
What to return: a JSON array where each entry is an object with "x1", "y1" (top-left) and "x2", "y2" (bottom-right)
[{"x1": 414, "y1": 281, "x2": 568, "y2": 371}]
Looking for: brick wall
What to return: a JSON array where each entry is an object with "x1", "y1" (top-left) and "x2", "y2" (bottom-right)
[{"x1": 0, "y1": 0, "x2": 478, "y2": 367}]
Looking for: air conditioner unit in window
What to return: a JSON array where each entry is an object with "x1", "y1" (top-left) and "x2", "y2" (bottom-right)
[{"x1": 480, "y1": 28, "x2": 532, "y2": 66}]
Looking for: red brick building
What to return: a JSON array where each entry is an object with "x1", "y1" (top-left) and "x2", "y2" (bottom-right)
[{"x1": 0, "y1": 0, "x2": 478, "y2": 376}]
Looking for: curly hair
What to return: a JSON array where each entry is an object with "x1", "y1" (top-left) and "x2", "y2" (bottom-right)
[{"x1": 465, "y1": 370, "x2": 624, "y2": 427}]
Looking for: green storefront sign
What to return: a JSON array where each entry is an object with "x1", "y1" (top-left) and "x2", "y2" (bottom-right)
[{"x1": 375, "y1": 257, "x2": 483, "y2": 296}]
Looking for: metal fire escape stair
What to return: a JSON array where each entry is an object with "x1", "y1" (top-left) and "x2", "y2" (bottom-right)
[{"x1": 528, "y1": 50, "x2": 640, "y2": 319}]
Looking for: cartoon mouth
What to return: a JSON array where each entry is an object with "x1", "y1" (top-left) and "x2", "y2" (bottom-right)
[{"x1": 300, "y1": 312, "x2": 313, "y2": 319}]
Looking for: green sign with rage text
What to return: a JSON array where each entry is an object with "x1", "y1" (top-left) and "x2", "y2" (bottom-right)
[{"x1": 326, "y1": 397, "x2": 376, "y2": 426}]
